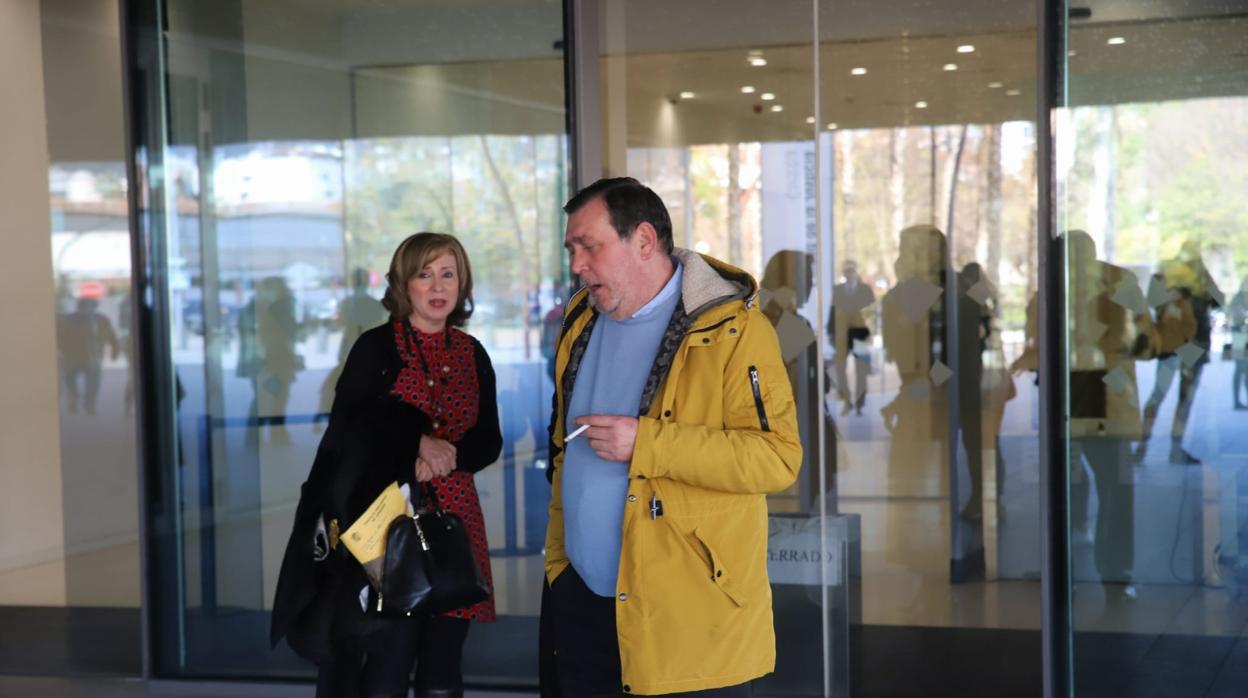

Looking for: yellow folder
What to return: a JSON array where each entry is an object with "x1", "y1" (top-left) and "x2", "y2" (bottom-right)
[{"x1": 341, "y1": 481, "x2": 408, "y2": 586}]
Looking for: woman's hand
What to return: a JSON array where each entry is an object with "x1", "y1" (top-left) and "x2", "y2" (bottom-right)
[
  {"x1": 414, "y1": 457, "x2": 436, "y2": 483},
  {"x1": 419, "y1": 435, "x2": 457, "y2": 477}
]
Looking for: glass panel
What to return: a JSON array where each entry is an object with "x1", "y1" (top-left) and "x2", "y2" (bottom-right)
[
  {"x1": 818, "y1": 3, "x2": 1042, "y2": 696},
  {"x1": 1061, "y1": 3, "x2": 1248, "y2": 694},
  {"x1": 138, "y1": 0, "x2": 566, "y2": 681},
  {"x1": 598, "y1": 3, "x2": 832, "y2": 692},
  {"x1": 0, "y1": 0, "x2": 141, "y2": 676},
  {"x1": 599, "y1": 0, "x2": 1041, "y2": 694}
]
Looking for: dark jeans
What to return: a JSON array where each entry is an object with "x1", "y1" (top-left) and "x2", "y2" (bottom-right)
[
  {"x1": 548, "y1": 566, "x2": 752, "y2": 698},
  {"x1": 316, "y1": 615, "x2": 469, "y2": 698}
]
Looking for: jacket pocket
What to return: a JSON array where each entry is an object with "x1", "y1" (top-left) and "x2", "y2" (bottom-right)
[
  {"x1": 693, "y1": 527, "x2": 745, "y2": 607},
  {"x1": 747, "y1": 366, "x2": 770, "y2": 432}
]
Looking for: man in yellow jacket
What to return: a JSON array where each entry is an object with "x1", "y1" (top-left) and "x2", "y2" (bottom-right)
[{"x1": 543, "y1": 177, "x2": 802, "y2": 696}]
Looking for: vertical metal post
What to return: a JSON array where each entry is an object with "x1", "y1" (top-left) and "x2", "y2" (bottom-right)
[
  {"x1": 565, "y1": 0, "x2": 602, "y2": 190},
  {"x1": 1038, "y1": 0, "x2": 1071, "y2": 696},
  {"x1": 811, "y1": 2, "x2": 831, "y2": 695},
  {"x1": 121, "y1": 0, "x2": 185, "y2": 675}
]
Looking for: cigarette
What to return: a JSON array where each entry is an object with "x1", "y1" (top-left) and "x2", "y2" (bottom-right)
[{"x1": 564, "y1": 423, "x2": 591, "y2": 444}]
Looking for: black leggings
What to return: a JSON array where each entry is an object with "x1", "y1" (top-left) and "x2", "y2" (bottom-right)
[{"x1": 317, "y1": 615, "x2": 470, "y2": 698}]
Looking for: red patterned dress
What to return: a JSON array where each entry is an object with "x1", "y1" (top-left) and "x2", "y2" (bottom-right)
[{"x1": 389, "y1": 321, "x2": 496, "y2": 622}]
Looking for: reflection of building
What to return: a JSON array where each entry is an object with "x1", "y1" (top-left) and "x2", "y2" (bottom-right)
[{"x1": 6, "y1": 0, "x2": 1248, "y2": 696}]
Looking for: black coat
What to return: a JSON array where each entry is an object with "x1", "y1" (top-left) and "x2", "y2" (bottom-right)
[{"x1": 270, "y1": 322, "x2": 502, "y2": 663}]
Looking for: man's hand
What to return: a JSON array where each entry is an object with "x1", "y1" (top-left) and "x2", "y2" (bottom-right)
[
  {"x1": 574, "y1": 414, "x2": 638, "y2": 463},
  {"x1": 419, "y1": 435, "x2": 457, "y2": 477},
  {"x1": 414, "y1": 457, "x2": 436, "y2": 483}
]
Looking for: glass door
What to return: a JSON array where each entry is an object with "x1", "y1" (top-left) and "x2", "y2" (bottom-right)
[
  {"x1": 1059, "y1": 2, "x2": 1248, "y2": 694},
  {"x1": 131, "y1": 0, "x2": 568, "y2": 681}
]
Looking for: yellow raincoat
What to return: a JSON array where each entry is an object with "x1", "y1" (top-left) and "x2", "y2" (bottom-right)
[{"x1": 545, "y1": 249, "x2": 802, "y2": 694}]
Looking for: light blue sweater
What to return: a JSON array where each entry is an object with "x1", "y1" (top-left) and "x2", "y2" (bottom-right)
[{"x1": 562, "y1": 261, "x2": 682, "y2": 596}]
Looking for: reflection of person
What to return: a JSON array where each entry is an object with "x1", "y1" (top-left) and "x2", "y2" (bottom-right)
[
  {"x1": 542, "y1": 178, "x2": 802, "y2": 696},
  {"x1": 1231, "y1": 276, "x2": 1248, "y2": 410},
  {"x1": 271, "y1": 233, "x2": 502, "y2": 698},
  {"x1": 238, "y1": 276, "x2": 303, "y2": 444},
  {"x1": 828, "y1": 260, "x2": 876, "y2": 416},
  {"x1": 880, "y1": 225, "x2": 948, "y2": 451},
  {"x1": 760, "y1": 250, "x2": 832, "y2": 510},
  {"x1": 957, "y1": 262, "x2": 1015, "y2": 522},
  {"x1": 1064, "y1": 230, "x2": 1155, "y2": 598},
  {"x1": 57, "y1": 296, "x2": 120, "y2": 415},
  {"x1": 1136, "y1": 274, "x2": 1197, "y2": 463},
  {"x1": 319, "y1": 268, "x2": 387, "y2": 419},
  {"x1": 1137, "y1": 240, "x2": 1222, "y2": 464}
]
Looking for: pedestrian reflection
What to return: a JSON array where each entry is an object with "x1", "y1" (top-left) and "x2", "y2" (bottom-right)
[
  {"x1": 1137, "y1": 239, "x2": 1222, "y2": 465},
  {"x1": 1064, "y1": 230, "x2": 1156, "y2": 599},
  {"x1": 238, "y1": 276, "x2": 303, "y2": 444},
  {"x1": 879, "y1": 225, "x2": 965, "y2": 576},
  {"x1": 880, "y1": 225, "x2": 947, "y2": 456},
  {"x1": 957, "y1": 262, "x2": 1016, "y2": 522},
  {"x1": 759, "y1": 249, "x2": 831, "y2": 511},
  {"x1": 318, "y1": 268, "x2": 386, "y2": 420},
  {"x1": 829, "y1": 260, "x2": 875, "y2": 417},
  {"x1": 57, "y1": 295, "x2": 120, "y2": 416}
]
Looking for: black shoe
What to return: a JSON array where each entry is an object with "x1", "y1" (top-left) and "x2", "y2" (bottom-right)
[{"x1": 1170, "y1": 447, "x2": 1202, "y2": 465}]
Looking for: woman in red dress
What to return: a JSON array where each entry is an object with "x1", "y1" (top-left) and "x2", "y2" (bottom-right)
[{"x1": 272, "y1": 232, "x2": 501, "y2": 698}]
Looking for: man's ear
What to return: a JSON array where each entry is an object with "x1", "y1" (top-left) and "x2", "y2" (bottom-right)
[{"x1": 633, "y1": 222, "x2": 659, "y2": 258}]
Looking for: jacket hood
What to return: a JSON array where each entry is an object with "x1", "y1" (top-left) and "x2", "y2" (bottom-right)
[{"x1": 672, "y1": 248, "x2": 758, "y2": 319}]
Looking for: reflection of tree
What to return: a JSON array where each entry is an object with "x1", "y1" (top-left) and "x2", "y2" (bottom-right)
[
  {"x1": 480, "y1": 134, "x2": 535, "y2": 357},
  {"x1": 1060, "y1": 99, "x2": 1247, "y2": 283},
  {"x1": 344, "y1": 135, "x2": 568, "y2": 342}
]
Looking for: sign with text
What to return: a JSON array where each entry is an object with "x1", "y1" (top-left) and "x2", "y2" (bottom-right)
[{"x1": 766, "y1": 514, "x2": 844, "y2": 586}]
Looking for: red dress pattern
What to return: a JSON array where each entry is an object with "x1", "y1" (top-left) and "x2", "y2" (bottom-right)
[{"x1": 390, "y1": 321, "x2": 496, "y2": 622}]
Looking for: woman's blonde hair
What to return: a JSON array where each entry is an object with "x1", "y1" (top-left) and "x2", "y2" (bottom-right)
[{"x1": 382, "y1": 232, "x2": 474, "y2": 327}]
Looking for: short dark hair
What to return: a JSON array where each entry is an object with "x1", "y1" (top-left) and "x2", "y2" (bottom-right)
[{"x1": 564, "y1": 177, "x2": 674, "y2": 254}]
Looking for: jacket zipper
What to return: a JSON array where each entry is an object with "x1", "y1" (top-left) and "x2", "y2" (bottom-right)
[{"x1": 748, "y1": 366, "x2": 770, "y2": 432}]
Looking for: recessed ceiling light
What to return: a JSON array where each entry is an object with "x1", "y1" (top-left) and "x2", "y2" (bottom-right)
[
  {"x1": 1107, "y1": 36, "x2": 1125, "y2": 45},
  {"x1": 851, "y1": 67, "x2": 868, "y2": 76},
  {"x1": 1006, "y1": 88, "x2": 1021, "y2": 96},
  {"x1": 943, "y1": 63, "x2": 958, "y2": 71},
  {"x1": 1068, "y1": 50, "x2": 1078, "y2": 57},
  {"x1": 826, "y1": 122, "x2": 839, "y2": 130},
  {"x1": 988, "y1": 81, "x2": 1004, "y2": 89},
  {"x1": 805, "y1": 116, "x2": 815, "y2": 124},
  {"x1": 915, "y1": 100, "x2": 928, "y2": 109},
  {"x1": 957, "y1": 44, "x2": 975, "y2": 53},
  {"x1": 679, "y1": 91, "x2": 695, "y2": 99},
  {"x1": 761, "y1": 92, "x2": 776, "y2": 101},
  {"x1": 771, "y1": 105, "x2": 784, "y2": 113},
  {"x1": 749, "y1": 57, "x2": 768, "y2": 67},
  {"x1": 741, "y1": 85, "x2": 756, "y2": 94}
]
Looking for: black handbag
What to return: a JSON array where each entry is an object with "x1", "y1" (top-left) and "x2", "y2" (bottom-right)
[{"x1": 371, "y1": 483, "x2": 491, "y2": 617}]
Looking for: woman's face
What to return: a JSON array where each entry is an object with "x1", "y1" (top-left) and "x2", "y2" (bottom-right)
[{"x1": 406, "y1": 251, "x2": 460, "y2": 332}]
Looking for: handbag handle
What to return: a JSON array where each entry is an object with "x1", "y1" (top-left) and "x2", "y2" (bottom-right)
[{"x1": 415, "y1": 481, "x2": 446, "y2": 515}]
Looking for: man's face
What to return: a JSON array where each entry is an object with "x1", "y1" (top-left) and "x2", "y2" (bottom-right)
[{"x1": 565, "y1": 197, "x2": 646, "y2": 320}]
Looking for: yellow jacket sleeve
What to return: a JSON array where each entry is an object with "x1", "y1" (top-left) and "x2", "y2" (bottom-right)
[{"x1": 630, "y1": 310, "x2": 802, "y2": 494}]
